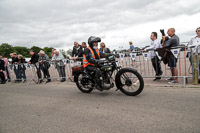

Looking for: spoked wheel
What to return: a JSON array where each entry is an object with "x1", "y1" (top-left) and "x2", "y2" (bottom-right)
[
  {"x1": 76, "y1": 73, "x2": 94, "y2": 93},
  {"x1": 115, "y1": 68, "x2": 144, "y2": 96}
]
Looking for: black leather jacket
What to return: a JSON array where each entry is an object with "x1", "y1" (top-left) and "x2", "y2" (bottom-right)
[{"x1": 72, "y1": 45, "x2": 83, "y2": 57}]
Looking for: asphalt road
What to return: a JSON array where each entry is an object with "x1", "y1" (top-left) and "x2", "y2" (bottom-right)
[{"x1": 0, "y1": 83, "x2": 200, "y2": 133}]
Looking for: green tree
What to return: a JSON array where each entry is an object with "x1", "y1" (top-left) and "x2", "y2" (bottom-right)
[
  {"x1": 30, "y1": 46, "x2": 42, "y2": 54},
  {"x1": 66, "y1": 49, "x2": 72, "y2": 57},
  {"x1": 59, "y1": 49, "x2": 66, "y2": 58},
  {"x1": 43, "y1": 47, "x2": 54, "y2": 57},
  {"x1": 13, "y1": 46, "x2": 30, "y2": 58},
  {"x1": 0, "y1": 43, "x2": 13, "y2": 58}
]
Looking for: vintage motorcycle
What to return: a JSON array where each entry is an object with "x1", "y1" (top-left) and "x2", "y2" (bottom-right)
[{"x1": 72, "y1": 55, "x2": 144, "y2": 96}]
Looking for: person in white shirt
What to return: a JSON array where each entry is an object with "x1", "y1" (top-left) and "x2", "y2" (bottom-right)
[
  {"x1": 144, "y1": 32, "x2": 163, "y2": 81},
  {"x1": 188, "y1": 27, "x2": 200, "y2": 63},
  {"x1": 188, "y1": 27, "x2": 200, "y2": 82}
]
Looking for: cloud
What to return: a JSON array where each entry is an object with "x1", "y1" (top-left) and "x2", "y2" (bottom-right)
[{"x1": 0, "y1": 0, "x2": 200, "y2": 50}]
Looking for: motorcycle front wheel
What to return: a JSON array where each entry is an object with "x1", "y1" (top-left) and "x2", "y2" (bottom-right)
[{"x1": 115, "y1": 68, "x2": 144, "y2": 96}]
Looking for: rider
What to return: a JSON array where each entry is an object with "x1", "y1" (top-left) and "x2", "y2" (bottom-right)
[{"x1": 83, "y1": 36, "x2": 111, "y2": 91}]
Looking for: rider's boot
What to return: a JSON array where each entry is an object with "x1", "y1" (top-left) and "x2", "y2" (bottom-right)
[
  {"x1": 95, "y1": 84, "x2": 103, "y2": 91},
  {"x1": 95, "y1": 80, "x2": 103, "y2": 91}
]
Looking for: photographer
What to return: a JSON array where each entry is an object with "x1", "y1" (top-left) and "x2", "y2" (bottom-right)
[{"x1": 162, "y1": 28, "x2": 180, "y2": 84}]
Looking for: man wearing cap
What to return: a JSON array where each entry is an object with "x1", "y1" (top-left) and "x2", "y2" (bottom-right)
[{"x1": 38, "y1": 50, "x2": 51, "y2": 83}]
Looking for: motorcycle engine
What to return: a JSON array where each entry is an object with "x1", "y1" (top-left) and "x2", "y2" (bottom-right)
[
  {"x1": 81, "y1": 76, "x2": 94, "y2": 88},
  {"x1": 102, "y1": 83, "x2": 111, "y2": 90}
]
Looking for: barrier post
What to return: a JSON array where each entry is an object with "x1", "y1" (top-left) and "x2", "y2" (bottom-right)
[
  {"x1": 192, "y1": 55, "x2": 198, "y2": 84},
  {"x1": 197, "y1": 46, "x2": 200, "y2": 81}
]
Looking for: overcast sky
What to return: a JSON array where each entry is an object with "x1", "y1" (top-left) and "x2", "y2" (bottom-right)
[{"x1": 0, "y1": 0, "x2": 200, "y2": 50}]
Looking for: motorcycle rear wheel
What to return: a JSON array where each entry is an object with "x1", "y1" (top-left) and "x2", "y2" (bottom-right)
[{"x1": 75, "y1": 73, "x2": 94, "y2": 93}]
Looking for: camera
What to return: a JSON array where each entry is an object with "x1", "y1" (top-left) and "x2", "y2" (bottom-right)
[{"x1": 160, "y1": 29, "x2": 165, "y2": 36}]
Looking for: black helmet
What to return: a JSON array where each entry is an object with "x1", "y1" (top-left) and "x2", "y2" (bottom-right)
[{"x1": 88, "y1": 36, "x2": 101, "y2": 47}]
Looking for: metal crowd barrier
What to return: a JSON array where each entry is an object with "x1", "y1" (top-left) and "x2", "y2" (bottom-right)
[
  {"x1": 2, "y1": 45, "x2": 200, "y2": 87},
  {"x1": 116, "y1": 45, "x2": 199, "y2": 87},
  {"x1": 3, "y1": 60, "x2": 83, "y2": 84}
]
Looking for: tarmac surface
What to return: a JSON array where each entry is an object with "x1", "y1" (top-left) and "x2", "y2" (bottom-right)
[{"x1": 0, "y1": 82, "x2": 200, "y2": 133}]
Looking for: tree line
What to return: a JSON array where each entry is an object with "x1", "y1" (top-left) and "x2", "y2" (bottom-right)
[{"x1": 0, "y1": 43, "x2": 55, "y2": 58}]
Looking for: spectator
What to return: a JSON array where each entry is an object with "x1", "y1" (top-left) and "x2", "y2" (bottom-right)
[
  {"x1": 100, "y1": 42, "x2": 111, "y2": 54},
  {"x1": 72, "y1": 41, "x2": 82, "y2": 58},
  {"x1": 188, "y1": 27, "x2": 200, "y2": 63},
  {"x1": 0, "y1": 55, "x2": 6, "y2": 84},
  {"x1": 52, "y1": 50, "x2": 66, "y2": 82},
  {"x1": 128, "y1": 41, "x2": 135, "y2": 52},
  {"x1": 38, "y1": 50, "x2": 51, "y2": 83},
  {"x1": 2, "y1": 55, "x2": 11, "y2": 82},
  {"x1": 10, "y1": 52, "x2": 19, "y2": 82},
  {"x1": 51, "y1": 48, "x2": 56, "y2": 57},
  {"x1": 73, "y1": 42, "x2": 87, "y2": 60},
  {"x1": 163, "y1": 28, "x2": 180, "y2": 84},
  {"x1": 17, "y1": 54, "x2": 26, "y2": 83},
  {"x1": 144, "y1": 32, "x2": 162, "y2": 81},
  {"x1": 28, "y1": 50, "x2": 42, "y2": 83},
  {"x1": 188, "y1": 27, "x2": 200, "y2": 83},
  {"x1": 82, "y1": 42, "x2": 87, "y2": 52},
  {"x1": 72, "y1": 42, "x2": 88, "y2": 62}
]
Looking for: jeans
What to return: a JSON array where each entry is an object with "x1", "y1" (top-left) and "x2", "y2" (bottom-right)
[
  {"x1": 39, "y1": 65, "x2": 50, "y2": 79},
  {"x1": 56, "y1": 65, "x2": 66, "y2": 80},
  {"x1": 18, "y1": 69, "x2": 26, "y2": 80}
]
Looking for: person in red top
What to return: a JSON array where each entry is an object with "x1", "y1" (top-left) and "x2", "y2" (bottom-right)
[
  {"x1": 51, "y1": 49, "x2": 56, "y2": 57},
  {"x1": 2, "y1": 55, "x2": 11, "y2": 82}
]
